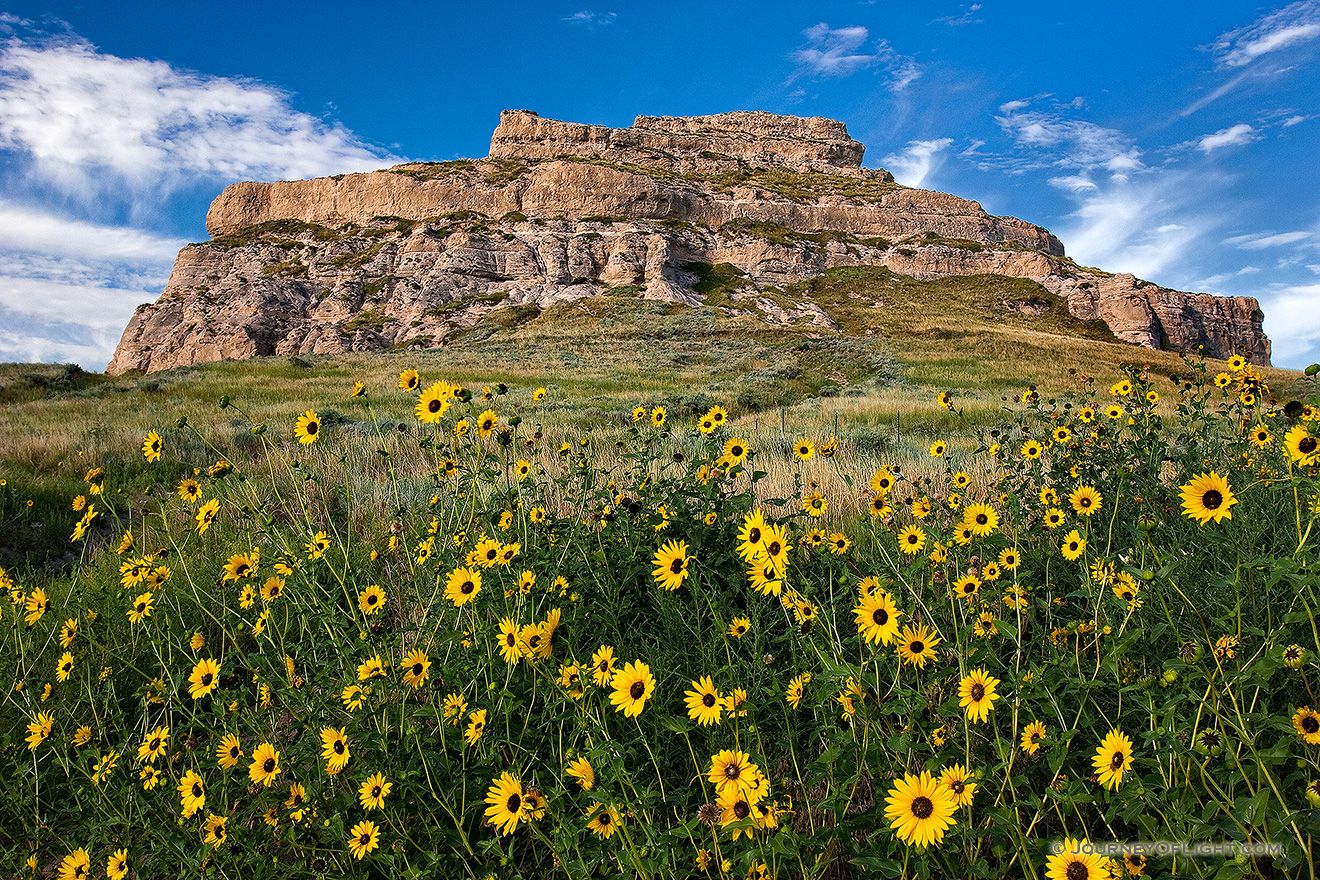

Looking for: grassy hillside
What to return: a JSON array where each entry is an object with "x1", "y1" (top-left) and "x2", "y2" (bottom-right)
[{"x1": 0, "y1": 270, "x2": 1301, "y2": 573}]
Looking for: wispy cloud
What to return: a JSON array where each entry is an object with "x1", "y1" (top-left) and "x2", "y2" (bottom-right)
[
  {"x1": 789, "y1": 24, "x2": 922, "y2": 90},
  {"x1": 1046, "y1": 170, "x2": 1210, "y2": 279},
  {"x1": 1210, "y1": 0, "x2": 1320, "y2": 68},
  {"x1": 1223, "y1": 230, "x2": 1312, "y2": 249},
  {"x1": 792, "y1": 24, "x2": 876, "y2": 78},
  {"x1": 881, "y1": 138, "x2": 953, "y2": 187},
  {"x1": 1185, "y1": 1, "x2": 1320, "y2": 114},
  {"x1": 1259, "y1": 283, "x2": 1320, "y2": 362},
  {"x1": 562, "y1": 10, "x2": 617, "y2": 27},
  {"x1": 991, "y1": 101, "x2": 1143, "y2": 173},
  {"x1": 933, "y1": 4, "x2": 983, "y2": 27},
  {"x1": 0, "y1": 35, "x2": 398, "y2": 202},
  {"x1": 0, "y1": 30, "x2": 399, "y2": 369},
  {"x1": 1197, "y1": 123, "x2": 1259, "y2": 152},
  {"x1": 0, "y1": 199, "x2": 186, "y2": 263}
]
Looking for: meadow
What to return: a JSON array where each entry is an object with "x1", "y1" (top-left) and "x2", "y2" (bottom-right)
[{"x1": 2, "y1": 306, "x2": 1319, "y2": 879}]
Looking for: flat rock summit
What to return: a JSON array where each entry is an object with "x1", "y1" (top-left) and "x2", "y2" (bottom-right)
[{"x1": 107, "y1": 109, "x2": 1270, "y2": 374}]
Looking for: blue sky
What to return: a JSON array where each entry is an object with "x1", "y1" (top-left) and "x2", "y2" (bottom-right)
[{"x1": 1, "y1": 1, "x2": 1317, "y2": 370}]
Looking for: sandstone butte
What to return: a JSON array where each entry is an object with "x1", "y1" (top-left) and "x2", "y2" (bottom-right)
[{"x1": 106, "y1": 109, "x2": 1271, "y2": 375}]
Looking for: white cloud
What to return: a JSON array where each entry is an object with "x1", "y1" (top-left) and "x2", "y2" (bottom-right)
[
  {"x1": 1197, "y1": 123, "x2": 1258, "y2": 152},
  {"x1": 993, "y1": 102, "x2": 1143, "y2": 172},
  {"x1": 792, "y1": 24, "x2": 876, "y2": 77},
  {"x1": 1259, "y1": 283, "x2": 1320, "y2": 363},
  {"x1": 1285, "y1": 114, "x2": 1308, "y2": 125},
  {"x1": 1048, "y1": 175, "x2": 1098, "y2": 192},
  {"x1": 933, "y1": 5, "x2": 983, "y2": 26},
  {"x1": 881, "y1": 138, "x2": 953, "y2": 187},
  {"x1": 789, "y1": 25, "x2": 921, "y2": 90},
  {"x1": 1223, "y1": 230, "x2": 1312, "y2": 249},
  {"x1": 1049, "y1": 169, "x2": 1212, "y2": 280},
  {"x1": 1211, "y1": 1, "x2": 1320, "y2": 68},
  {"x1": 0, "y1": 36, "x2": 398, "y2": 199},
  {"x1": 0, "y1": 199, "x2": 185, "y2": 263},
  {"x1": 0, "y1": 275, "x2": 151, "y2": 369},
  {"x1": 0, "y1": 32, "x2": 396, "y2": 370},
  {"x1": 562, "y1": 10, "x2": 617, "y2": 27}
]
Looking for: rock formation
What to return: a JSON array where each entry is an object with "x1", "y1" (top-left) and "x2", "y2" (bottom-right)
[{"x1": 108, "y1": 110, "x2": 1270, "y2": 374}]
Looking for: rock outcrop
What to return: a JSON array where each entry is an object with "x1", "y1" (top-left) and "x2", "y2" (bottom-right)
[{"x1": 108, "y1": 110, "x2": 1270, "y2": 374}]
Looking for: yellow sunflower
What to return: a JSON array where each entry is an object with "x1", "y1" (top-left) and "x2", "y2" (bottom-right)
[
  {"x1": 1069, "y1": 485, "x2": 1102, "y2": 517},
  {"x1": 1045, "y1": 839, "x2": 1113, "y2": 880},
  {"x1": 854, "y1": 590, "x2": 903, "y2": 645},
  {"x1": 883, "y1": 771, "x2": 958, "y2": 848},
  {"x1": 444, "y1": 567, "x2": 482, "y2": 606},
  {"x1": 398, "y1": 369, "x2": 420, "y2": 391},
  {"x1": 483, "y1": 771, "x2": 526, "y2": 836},
  {"x1": 401, "y1": 649, "x2": 430, "y2": 690},
  {"x1": 609, "y1": 660, "x2": 655, "y2": 717},
  {"x1": 347, "y1": 819, "x2": 381, "y2": 859},
  {"x1": 896, "y1": 623, "x2": 941, "y2": 669},
  {"x1": 1021, "y1": 721, "x2": 1047, "y2": 754},
  {"x1": 142, "y1": 430, "x2": 163, "y2": 462},
  {"x1": 566, "y1": 756, "x2": 595, "y2": 790},
  {"x1": 1293, "y1": 707, "x2": 1320, "y2": 745},
  {"x1": 1061, "y1": 529, "x2": 1086, "y2": 561},
  {"x1": 188, "y1": 658, "x2": 221, "y2": 700},
  {"x1": 294, "y1": 409, "x2": 321, "y2": 445},
  {"x1": 216, "y1": 733, "x2": 242, "y2": 769},
  {"x1": 939, "y1": 763, "x2": 976, "y2": 807},
  {"x1": 957, "y1": 669, "x2": 1000, "y2": 723},
  {"x1": 651, "y1": 539, "x2": 691, "y2": 591},
  {"x1": 681, "y1": 675, "x2": 722, "y2": 726},
  {"x1": 1179, "y1": 471, "x2": 1237, "y2": 525},
  {"x1": 1092, "y1": 729, "x2": 1134, "y2": 790},
  {"x1": 178, "y1": 769, "x2": 205, "y2": 817},
  {"x1": 358, "y1": 584, "x2": 386, "y2": 615},
  {"x1": 249, "y1": 742, "x2": 281, "y2": 787},
  {"x1": 415, "y1": 380, "x2": 453, "y2": 423},
  {"x1": 321, "y1": 726, "x2": 351, "y2": 774}
]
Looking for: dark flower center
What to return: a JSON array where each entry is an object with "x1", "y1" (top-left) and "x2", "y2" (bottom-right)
[
  {"x1": 461, "y1": 581, "x2": 474, "y2": 594},
  {"x1": 507, "y1": 793, "x2": 521, "y2": 812},
  {"x1": 334, "y1": 740, "x2": 344, "y2": 754},
  {"x1": 368, "y1": 593, "x2": 378, "y2": 604},
  {"x1": 976, "y1": 514, "x2": 988, "y2": 525},
  {"x1": 150, "y1": 737, "x2": 160, "y2": 750},
  {"x1": 236, "y1": 564, "x2": 249, "y2": 576},
  {"x1": 1304, "y1": 716, "x2": 1320, "y2": 734},
  {"x1": 1111, "y1": 751, "x2": 1125, "y2": 769},
  {"x1": 1066, "y1": 862, "x2": 1088, "y2": 880},
  {"x1": 307, "y1": 421, "x2": 318, "y2": 435},
  {"x1": 734, "y1": 801, "x2": 750, "y2": 819},
  {"x1": 412, "y1": 663, "x2": 423, "y2": 677},
  {"x1": 264, "y1": 758, "x2": 276, "y2": 773},
  {"x1": 372, "y1": 785, "x2": 381, "y2": 797},
  {"x1": 702, "y1": 693, "x2": 716, "y2": 707},
  {"x1": 201, "y1": 673, "x2": 213, "y2": 686},
  {"x1": 359, "y1": 832, "x2": 371, "y2": 844},
  {"x1": 428, "y1": 399, "x2": 441, "y2": 413},
  {"x1": 911, "y1": 640, "x2": 925, "y2": 653},
  {"x1": 873, "y1": 609, "x2": 889, "y2": 626},
  {"x1": 724, "y1": 764, "x2": 741, "y2": 779},
  {"x1": 748, "y1": 527, "x2": 761, "y2": 544},
  {"x1": 951, "y1": 780, "x2": 965, "y2": 794},
  {"x1": 971, "y1": 684, "x2": 985, "y2": 701},
  {"x1": 1298, "y1": 437, "x2": 1317, "y2": 454},
  {"x1": 1203, "y1": 489, "x2": 1223, "y2": 509},
  {"x1": 911, "y1": 796, "x2": 934, "y2": 819},
  {"x1": 193, "y1": 782, "x2": 202, "y2": 796},
  {"x1": 599, "y1": 812, "x2": 611, "y2": 825},
  {"x1": 629, "y1": 681, "x2": 645, "y2": 699},
  {"x1": 670, "y1": 558, "x2": 684, "y2": 574},
  {"x1": 767, "y1": 541, "x2": 782, "y2": 556}
]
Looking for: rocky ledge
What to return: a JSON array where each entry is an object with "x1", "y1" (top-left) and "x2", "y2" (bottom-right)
[{"x1": 107, "y1": 110, "x2": 1269, "y2": 374}]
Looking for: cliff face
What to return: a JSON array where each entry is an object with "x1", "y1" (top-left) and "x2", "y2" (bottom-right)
[{"x1": 108, "y1": 110, "x2": 1270, "y2": 374}]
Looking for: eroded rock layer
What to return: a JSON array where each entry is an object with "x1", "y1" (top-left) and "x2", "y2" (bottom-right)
[{"x1": 108, "y1": 110, "x2": 1269, "y2": 374}]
